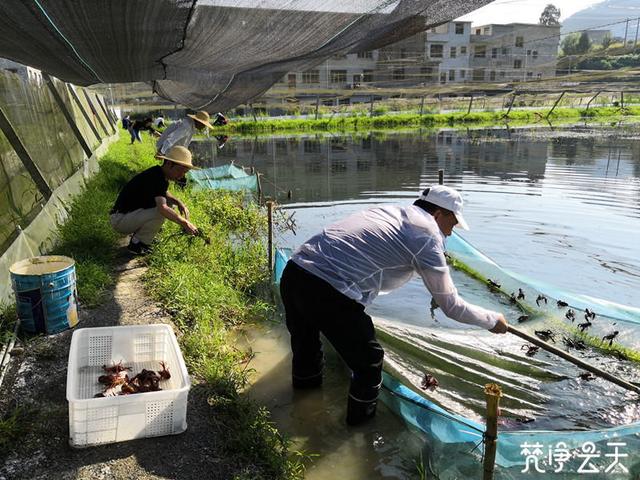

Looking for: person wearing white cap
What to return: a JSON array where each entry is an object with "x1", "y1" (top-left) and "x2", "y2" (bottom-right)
[
  {"x1": 279, "y1": 184, "x2": 508, "y2": 426},
  {"x1": 110, "y1": 146, "x2": 200, "y2": 254}
]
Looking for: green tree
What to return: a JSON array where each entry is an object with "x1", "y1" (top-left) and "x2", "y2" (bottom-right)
[
  {"x1": 601, "y1": 32, "x2": 612, "y2": 48},
  {"x1": 539, "y1": 4, "x2": 561, "y2": 26},
  {"x1": 561, "y1": 33, "x2": 580, "y2": 55},
  {"x1": 577, "y1": 32, "x2": 592, "y2": 54}
]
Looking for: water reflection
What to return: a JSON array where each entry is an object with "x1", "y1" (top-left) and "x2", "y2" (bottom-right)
[{"x1": 192, "y1": 126, "x2": 640, "y2": 307}]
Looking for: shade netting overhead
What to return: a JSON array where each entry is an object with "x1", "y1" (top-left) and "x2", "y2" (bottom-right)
[{"x1": 0, "y1": 0, "x2": 491, "y2": 111}]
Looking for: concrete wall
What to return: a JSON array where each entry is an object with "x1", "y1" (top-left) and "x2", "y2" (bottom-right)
[{"x1": 0, "y1": 69, "x2": 118, "y2": 303}]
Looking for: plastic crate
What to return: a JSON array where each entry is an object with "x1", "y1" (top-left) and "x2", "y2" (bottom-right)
[{"x1": 66, "y1": 324, "x2": 191, "y2": 447}]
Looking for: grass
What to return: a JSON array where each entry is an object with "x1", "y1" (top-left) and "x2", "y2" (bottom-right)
[
  {"x1": 206, "y1": 106, "x2": 640, "y2": 136},
  {"x1": 10, "y1": 134, "x2": 303, "y2": 479}
]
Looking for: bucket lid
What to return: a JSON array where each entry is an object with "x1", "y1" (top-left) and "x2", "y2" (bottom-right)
[{"x1": 10, "y1": 255, "x2": 75, "y2": 276}]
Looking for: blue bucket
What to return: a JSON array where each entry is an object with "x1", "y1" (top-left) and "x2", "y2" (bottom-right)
[{"x1": 10, "y1": 256, "x2": 79, "y2": 334}]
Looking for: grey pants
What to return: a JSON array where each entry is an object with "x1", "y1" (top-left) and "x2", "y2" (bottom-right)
[{"x1": 110, "y1": 208, "x2": 165, "y2": 244}]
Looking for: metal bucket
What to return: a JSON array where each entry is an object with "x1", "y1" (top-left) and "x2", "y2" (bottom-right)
[{"x1": 10, "y1": 255, "x2": 79, "y2": 334}]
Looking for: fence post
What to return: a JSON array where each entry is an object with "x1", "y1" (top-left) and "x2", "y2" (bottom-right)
[
  {"x1": 315, "y1": 95, "x2": 320, "y2": 120},
  {"x1": 438, "y1": 169, "x2": 444, "y2": 185},
  {"x1": 504, "y1": 91, "x2": 517, "y2": 117},
  {"x1": 621, "y1": 91, "x2": 625, "y2": 109},
  {"x1": 370, "y1": 95, "x2": 375, "y2": 117},
  {"x1": 483, "y1": 383, "x2": 502, "y2": 480},
  {"x1": 467, "y1": 94, "x2": 474, "y2": 115},
  {"x1": 586, "y1": 91, "x2": 601, "y2": 111},
  {"x1": 267, "y1": 201, "x2": 274, "y2": 274},
  {"x1": 546, "y1": 91, "x2": 565, "y2": 119},
  {"x1": 420, "y1": 96, "x2": 425, "y2": 116}
]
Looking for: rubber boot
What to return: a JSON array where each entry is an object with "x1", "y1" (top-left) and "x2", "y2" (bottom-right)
[
  {"x1": 346, "y1": 395, "x2": 377, "y2": 426},
  {"x1": 292, "y1": 372, "x2": 322, "y2": 389}
]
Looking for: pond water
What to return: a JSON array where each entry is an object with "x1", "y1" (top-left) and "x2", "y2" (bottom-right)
[{"x1": 194, "y1": 123, "x2": 640, "y2": 478}]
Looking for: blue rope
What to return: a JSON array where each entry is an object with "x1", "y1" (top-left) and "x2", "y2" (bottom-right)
[{"x1": 32, "y1": 0, "x2": 104, "y2": 83}]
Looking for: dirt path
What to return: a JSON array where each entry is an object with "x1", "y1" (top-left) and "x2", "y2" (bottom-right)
[{"x1": 0, "y1": 248, "x2": 239, "y2": 480}]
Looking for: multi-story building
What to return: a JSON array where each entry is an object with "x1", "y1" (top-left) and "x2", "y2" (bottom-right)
[
  {"x1": 469, "y1": 23, "x2": 561, "y2": 83},
  {"x1": 425, "y1": 21, "x2": 473, "y2": 84},
  {"x1": 269, "y1": 21, "x2": 560, "y2": 103}
]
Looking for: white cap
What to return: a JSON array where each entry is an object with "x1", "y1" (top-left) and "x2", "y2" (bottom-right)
[{"x1": 419, "y1": 185, "x2": 470, "y2": 230}]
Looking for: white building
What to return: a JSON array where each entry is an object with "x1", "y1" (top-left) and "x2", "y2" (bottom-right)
[
  {"x1": 425, "y1": 21, "x2": 472, "y2": 84},
  {"x1": 469, "y1": 23, "x2": 561, "y2": 83}
]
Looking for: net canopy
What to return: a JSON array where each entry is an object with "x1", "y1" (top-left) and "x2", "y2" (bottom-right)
[{"x1": 0, "y1": 0, "x2": 491, "y2": 111}]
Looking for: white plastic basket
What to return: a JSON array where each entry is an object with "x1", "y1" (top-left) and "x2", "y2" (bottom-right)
[{"x1": 66, "y1": 324, "x2": 191, "y2": 447}]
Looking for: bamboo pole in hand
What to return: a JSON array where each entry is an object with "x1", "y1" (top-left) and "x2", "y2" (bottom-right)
[{"x1": 507, "y1": 325, "x2": 640, "y2": 395}]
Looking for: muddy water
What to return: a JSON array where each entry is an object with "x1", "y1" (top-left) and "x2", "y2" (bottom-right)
[
  {"x1": 241, "y1": 322, "x2": 426, "y2": 479},
  {"x1": 197, "y1": 123, "x2": 640, "y2": 478}
]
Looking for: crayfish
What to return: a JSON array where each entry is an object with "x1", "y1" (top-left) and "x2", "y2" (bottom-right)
[
  {"x1": 534, "y1": 330, "x2": 556, "y2": 343},
  {"x1": 602, "y1": 331, "x2": 619, "y2": 346},
  {"x1": 420, "y1": 372, "x2": 439, "y2": 391},
  {"x1": 95, "y1": 361, "x2": 171, "y2": 397},
  {"x1": 521, "y1": 344, "x2": 540, "y2": 357},
  {"x1": 536, "y1": 295, "x2": 548, "y2": 306}
]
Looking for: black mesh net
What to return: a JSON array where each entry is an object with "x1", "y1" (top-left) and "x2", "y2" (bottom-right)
[{"x1": 0, "y1": 0, "x2": 492, "y2": 110}]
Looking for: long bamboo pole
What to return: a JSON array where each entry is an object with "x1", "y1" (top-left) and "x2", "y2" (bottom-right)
[{"x1": 507, "y1": 325, "x2": 640, "y2": 394}]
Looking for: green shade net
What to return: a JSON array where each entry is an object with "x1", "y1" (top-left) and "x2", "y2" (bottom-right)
[{"x1": 0, "y1": 1, "x2": 493, "y2": 110}]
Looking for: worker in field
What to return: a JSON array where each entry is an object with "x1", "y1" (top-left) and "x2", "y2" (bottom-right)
[
  {"x1": 156, "y1": 110, "x2": 226, "y2": 155},
  {"x1": 128, "y1": 117, "x2": 160, "y2": 144},
  {"x1": 110, "y1": 146, "x2": 199, "y2": 254},
  {"x1": 280, "y1": 185, "x2": 509, "y2": 425}
]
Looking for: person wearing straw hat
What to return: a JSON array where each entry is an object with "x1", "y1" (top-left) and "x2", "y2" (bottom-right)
[
  {"x1": 156, "y1": 110, "x2": 217, "y2": 156},
  {"x1": 279, "y1": 185, "x2": 509, "y2": 426},
  {"x1": 110, "y1": 146, "x2": 199, "y2": 254}
]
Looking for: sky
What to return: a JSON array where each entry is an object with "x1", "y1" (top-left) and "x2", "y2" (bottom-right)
[{"x1": 457, "y1": 0, "x2": 604, "y2": 26}]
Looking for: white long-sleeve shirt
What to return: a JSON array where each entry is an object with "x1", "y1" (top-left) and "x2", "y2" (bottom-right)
[
  {"x1": 291, "y1": 205, "x2": 500, "y2": 330},
  {"x1": 156, "y1": 117, "x2": 196, "y2": 154}
]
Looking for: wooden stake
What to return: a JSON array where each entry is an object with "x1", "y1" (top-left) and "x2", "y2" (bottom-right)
[
  {"x1": 621, "y1": 91, "x2": 625, "y2": 109},
  {"x1": 420, "y1": 96, "x2": 425, "y2": 116},
  {"x1": 438, "y1": 169, "x2": 444, "y2": 185},
  {"x1": 256, "y1": 173, "x2": 263, "y2": 205},
  {"x1": 467, "y1": 94, "x2": 474, "y2": 115},
  {"x1": 546, "y1": 91, "x2": 565, "y2": 119},
  {"x1": 586, "y1": 90, "x2": 601, "y2": 111},
  {"x1": 370, "y1": 95, "x2": 375, "y2": 117},
  {"x1": 267, "y1": 201, "x2": 274, "y2": 274},
  {"x1": 315, "y1": 95, "x2": 320, "y2": 120},
  {"x1": 504, "y1": 91, "x2": 517, "y2": 118},
  {"x1": 483, "y1": 383, "x2": 502, "y2": 480}
]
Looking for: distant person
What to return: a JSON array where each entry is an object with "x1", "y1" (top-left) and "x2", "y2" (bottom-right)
[
  {"x1": 153, "y1": 115, "x2": 166, "y2": 128},
  {"x1": 128, "y1": 117, "x2": 160, "y2": 145},
  {"x1": 121, "y1": 115, "x2": 131, "y2": 130},
  {"x1": 110, "y1": 146, "x2": 199, "y2": 254},
  {"x1": 280, "y1": 185, "x2": 509, "y2": 425},
  {"x1": 213, "y1": 112, "x2": 228, "y2": 126},
  {"x1": 156, "y1": 111, "x2": 215, "y2": 156}
]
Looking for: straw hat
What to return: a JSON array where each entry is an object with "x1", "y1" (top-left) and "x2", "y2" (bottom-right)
[
  {"x1": 157, "y1": 146, "x2": 199, "y2": 169},
  {"x1": 187, "y1": 110, "x2": 215, "y2": 129}
]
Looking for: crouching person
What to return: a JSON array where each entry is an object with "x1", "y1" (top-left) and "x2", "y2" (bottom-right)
[{"x1": 110, "y1": 146, "x2": 199, "y2": 254}]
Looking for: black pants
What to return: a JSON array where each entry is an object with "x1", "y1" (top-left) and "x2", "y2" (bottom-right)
[{"x1": 280, "y1": 261, "x2": 384, "y2": 404}]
